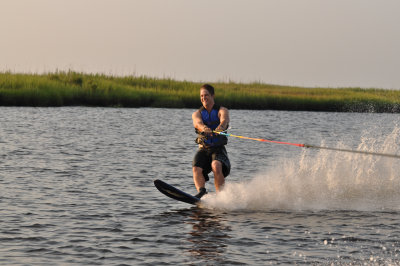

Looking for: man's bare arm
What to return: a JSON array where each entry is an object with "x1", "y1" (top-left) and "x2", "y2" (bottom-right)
[
  {"x1": 217, "y1": 107, "x2": 229, "y2": 131},
  {"x1": 192, "y1": 110, "x2": 206, "y2": 132}
]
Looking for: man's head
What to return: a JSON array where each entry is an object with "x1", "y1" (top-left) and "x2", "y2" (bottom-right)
[
  {"x1": 200, "y1": 84, "x2": 215, "y2": 109},
  {"x1": 200, "y1": 84, "x2": 215, "y2": 96}
]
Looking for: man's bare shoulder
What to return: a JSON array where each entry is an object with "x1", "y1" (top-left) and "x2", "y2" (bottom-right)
[
  {"x1": 219, "y1": 106, "x2": 229, "y2": 114},
  {"x1": 192, "y1": 109, "x2": 201, "y2": 118}
]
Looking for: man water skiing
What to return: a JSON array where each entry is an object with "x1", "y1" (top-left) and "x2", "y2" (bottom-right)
[{"x1": 192, "y1": 84, "x2": 231, "y2": 199}]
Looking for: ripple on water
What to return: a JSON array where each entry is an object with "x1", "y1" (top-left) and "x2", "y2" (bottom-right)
[{"x1": 1, "y1": 108, "x2": 400, "y2": 265}]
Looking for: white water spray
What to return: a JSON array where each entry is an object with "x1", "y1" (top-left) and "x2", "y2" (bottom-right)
[{"x1": 202, "y1": 126, "x2": 400, "y2": 211}]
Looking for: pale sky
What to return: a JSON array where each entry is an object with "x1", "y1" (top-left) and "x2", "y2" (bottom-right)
[{"x1": 1, "y1": 0, "x2": 399, "y2": 89}]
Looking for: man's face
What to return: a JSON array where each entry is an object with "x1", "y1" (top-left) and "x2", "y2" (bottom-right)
[{"x1": 200, "y1": 88, "x2": 214, "y2": 108}]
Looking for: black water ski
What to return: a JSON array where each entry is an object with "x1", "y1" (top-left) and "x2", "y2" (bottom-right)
[{"x1": 154, "y1": 179, "x2": 200, "y2": 205}]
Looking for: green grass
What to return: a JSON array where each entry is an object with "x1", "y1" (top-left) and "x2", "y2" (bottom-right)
[{"x1": 0, "y1": 71, "x2": 399, "y2": 112}]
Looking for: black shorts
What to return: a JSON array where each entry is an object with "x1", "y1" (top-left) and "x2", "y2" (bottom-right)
[{"x1": 192, "y1": 146, "x2": 231, "y2": 181}]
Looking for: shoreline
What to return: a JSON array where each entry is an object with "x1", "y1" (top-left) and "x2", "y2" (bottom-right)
[{"x1": 0, "y1": 71, "x2": 399, "y2": 112}]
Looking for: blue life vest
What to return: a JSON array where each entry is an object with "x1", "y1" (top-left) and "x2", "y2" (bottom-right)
[{"x1": 195, "y1": 104, "x2": 228, "y2": 147}]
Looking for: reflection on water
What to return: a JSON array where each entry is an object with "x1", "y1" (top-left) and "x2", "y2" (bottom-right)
[
  {"x1": 186, "y1": 208, "x2": 231, "y2": 264},
  {"x1": 156, "y1": 208, "x2": 232, "y2": 264}
]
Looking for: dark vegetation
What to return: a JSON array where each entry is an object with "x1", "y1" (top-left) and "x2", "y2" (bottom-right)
[{"x1": 1, "y1": 71, "x2": 399, "y2": 112}]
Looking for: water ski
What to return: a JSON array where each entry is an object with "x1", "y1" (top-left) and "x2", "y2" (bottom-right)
[{"x1": 154, "y1": 179, "x2": 200, "y2": 205}]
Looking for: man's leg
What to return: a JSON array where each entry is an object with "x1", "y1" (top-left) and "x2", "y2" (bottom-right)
[
  {"x1": 211, "y1": 160, "x2": 225, "y2": 192},
  {"x1": 193, "y1": 166, "x2": 206, "y2": 192}
]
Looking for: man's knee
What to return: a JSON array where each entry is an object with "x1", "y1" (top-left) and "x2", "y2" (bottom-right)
[
  {"x1": 193, "y1": 166, "x2": 203, "y2": 175},
  {"x1": 211, "y1": 160, "x2": 222, "y2": 174}
]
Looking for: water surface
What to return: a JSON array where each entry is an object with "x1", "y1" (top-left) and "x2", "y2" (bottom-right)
[{"x1": 1, "y1": 107, "x2": 400, "y2": 264}]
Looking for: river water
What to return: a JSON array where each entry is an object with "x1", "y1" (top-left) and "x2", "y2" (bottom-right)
[{"x1": 1, "y1": 107, "x2": 400, "y2": 265}]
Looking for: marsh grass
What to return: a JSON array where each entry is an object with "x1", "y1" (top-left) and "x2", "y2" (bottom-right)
[{"x1": 0, "y1": 71, "x2": 399, "y2": 112}]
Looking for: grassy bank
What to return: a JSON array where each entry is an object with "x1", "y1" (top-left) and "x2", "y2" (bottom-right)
[{"x1": 0, "y1": 71, "x2": 399, "y2": 112}]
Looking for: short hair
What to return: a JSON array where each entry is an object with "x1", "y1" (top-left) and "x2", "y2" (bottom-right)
[{"x1": 200, "y1": 84, "x2": 215, "y2": 96}]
